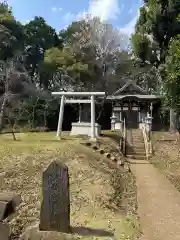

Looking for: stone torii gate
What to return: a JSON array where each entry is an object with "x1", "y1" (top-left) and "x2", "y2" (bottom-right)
[{"x1": 51, "y1": 92, "x2": 105, "y2": 141}]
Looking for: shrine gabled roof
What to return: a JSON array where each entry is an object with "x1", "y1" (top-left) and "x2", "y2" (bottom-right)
[
  {"x1": 106, "y1": 94, "x2": 158, "y2": 100},
  {"x1": 113, "y1": 80, "x2": 147, "y2": 96}
]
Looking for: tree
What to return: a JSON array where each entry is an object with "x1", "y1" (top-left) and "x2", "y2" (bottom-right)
[
  {"x1": 24, "y1": 17, "x2": 62, "y2": 86},
  {"x1": 0, "y1": 52, "x2": 52, "y2": 134},
  {"x1": 68, "y1": 17, "x2": 129, "y2": 92},
  {"x1": 162, "y1": 35, "x2": 180, "y2": 131},
  {"x1": 0, "y1": 59, "x2": 36, "y2": 134},
  {"x1": 0, "y1": 2, "x2": 24, "y2": 60},
  {"x1": 44, "y1": 46, "x2": 89, "y2": 91},
  {"x1": 131, "y1": 0, "x2": 180, "y2": 131}
]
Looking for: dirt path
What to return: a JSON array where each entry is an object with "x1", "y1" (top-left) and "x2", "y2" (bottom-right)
[{"x1": 130, "y1": 160, "x2": 180, "y2": 240}]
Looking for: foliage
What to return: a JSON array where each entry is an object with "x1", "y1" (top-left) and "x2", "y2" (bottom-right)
[
  {"x1": 0, "y1": 2, "x2": 24, "y2": 60},
  {"x1": 24, "y1": 16, "x2": 62, "y2": 85},
  {"x1": 57, "y1": 18, "x2": 129, "y2": 92},
  {"x1": 131, "y1": 0, "x2": 180, "y2": 120},
  {"x1": 164, "y1": 35, "x2": 180, "y2": 112}
]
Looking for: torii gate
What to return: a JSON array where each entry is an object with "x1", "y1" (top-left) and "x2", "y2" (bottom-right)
[{"x1": 51, "y1": 92, "x2": 105, "y2": 141}]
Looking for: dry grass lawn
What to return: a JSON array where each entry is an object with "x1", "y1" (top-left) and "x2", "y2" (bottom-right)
[
  {"x1": 0, "y1": 132, "x2": 140, "y2": 240},
  {"x1": 151, "y1": 131, "x2": 180, "y2": 191}
]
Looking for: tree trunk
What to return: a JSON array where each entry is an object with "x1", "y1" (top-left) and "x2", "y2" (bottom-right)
[
  {"x1": 169, "y1": 108, "x2": 178, "y2": 132},
  {"x1": 7, "y1": 118, "x2": 16, "y2": 141},
  {"x1": 0, "y1": 96, "x2": 7, "y2": 132}
]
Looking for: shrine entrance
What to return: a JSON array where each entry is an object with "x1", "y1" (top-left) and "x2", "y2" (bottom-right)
[{"x1": 122, "y1": 102, "x2": 139, "y2": 129}]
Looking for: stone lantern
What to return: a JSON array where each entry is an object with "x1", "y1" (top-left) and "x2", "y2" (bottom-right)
[
  {"x1": 110, "y1": 113, "x2": 117, "y2": 131},
  {"x1": 145, "y1": 113, "x2": 153, "y2": 141},
  {"x1": 145, "y1": 113, "x2": 153, "y2": 131}
]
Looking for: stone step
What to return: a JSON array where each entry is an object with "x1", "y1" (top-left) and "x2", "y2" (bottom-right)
[
  {"x1": 126, "y1": 152, "x2": 146, "y2": 156},
  {"x1": 127, "y1": 149, "x2": 145, "y2": 154},
  {"x1": 133, "y1": 137, "x2": 143, "y2": 139},
  {"x1": 132, "y1": 136, "x2": 143, "y2": 138},
  {"x1": 126, "y1": 145, "x2": 145, "y2": 150},
  {"x1": 126, "y1": 155, "x2": 147, "y2": 160},
  {"x1": 133, "y1": 140, "x2": 144, "y2": 143},
  {"x1": 132, "y1": 149, "x2": 145, "y2": 153},
  {"x1": 134, "y1": 144, "x2": 145, "y2": 148},
  {"x1": 133, "y1": 141, "x2": 144, "y2": 144},
  {"x1": 132, "y1": 134, "x2": 143, "y2": 136},
  {"x1": 132, "y1": 137, "x2": 143, "y2": 139}
]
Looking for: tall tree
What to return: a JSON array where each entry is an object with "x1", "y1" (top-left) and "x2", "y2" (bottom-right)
[
  {"x1": 59, "y1": 17, "x2": 129, "y2": 92},
  {"x1": 44, "y1": 46, "x2": 89, "y2": 91},
  {"x1": 0, "y1": 2, "x2": 24, "y2": 60},
  {"x1": 24, "y1": 17, "x2": 62, "y2": 87},
  {"x1": 131, "y1": 0, "x2": 180, "y2": 131}
]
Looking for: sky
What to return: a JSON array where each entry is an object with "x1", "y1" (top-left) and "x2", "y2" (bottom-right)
[{"x1": 2, "y1": 0, "x2": 142, "y2": 35}]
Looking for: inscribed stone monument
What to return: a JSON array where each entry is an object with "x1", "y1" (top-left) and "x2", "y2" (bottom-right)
[{"x1": 39, "y1": 160, "x2": 70, "y2": 233}]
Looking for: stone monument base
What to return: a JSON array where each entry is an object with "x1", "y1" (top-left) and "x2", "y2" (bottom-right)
[
  {"x1": 70, "y1": 122, "x2": 101, "y2": 137},
  {"x1": 114, "y1": 122, "x2": 122, "y2": 130}
]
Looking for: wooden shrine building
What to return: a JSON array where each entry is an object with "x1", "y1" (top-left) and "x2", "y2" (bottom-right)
[{"x1": 103, "y1": 80, "x2": 161, "y2": 130}]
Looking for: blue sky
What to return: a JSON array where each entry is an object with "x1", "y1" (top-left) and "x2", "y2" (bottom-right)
[{"x1": 2, "y1": 0, "x2": 142, "y2": 34}]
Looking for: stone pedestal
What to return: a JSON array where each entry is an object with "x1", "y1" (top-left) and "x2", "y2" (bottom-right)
[
  {"x1": 70, "y1": 122, "x2": 101, "y2": 137},
  {"x1": 114, "y1": 122, "x2": 122, "y2": 130},
  {"x1": 110, "y1": 115, "x2": 117, "y2": 131}
]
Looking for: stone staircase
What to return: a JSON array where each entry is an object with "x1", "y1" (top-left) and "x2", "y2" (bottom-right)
[{"x1": 126, "y1": 129, "x2": 147, "y2": 161}]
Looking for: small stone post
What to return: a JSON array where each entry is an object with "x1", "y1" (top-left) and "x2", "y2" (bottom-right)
[
  {"x1": 110, "y1": 113, "x2": 117, "y2": 131},
  {"x1": 39, "y1": 160, "x2": 70, "y2": 233}
]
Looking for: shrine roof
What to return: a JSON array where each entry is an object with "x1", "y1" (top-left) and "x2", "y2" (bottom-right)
[
  {"x1": 106, "y1": 80, "x2": 159, "y2": 100},
  {"x1": 106, "y1": 94, "x2": 158, "y2": 100},
  {"x1": 113, "y1": 80, "x2": 146, "y2": 95}
]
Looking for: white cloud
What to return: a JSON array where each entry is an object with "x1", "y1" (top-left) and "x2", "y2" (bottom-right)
[
  {"x1": 51, "y1": 7, "x2": 63, "y2": 12},
  {"x1": 51, "y1": 7, "x2": 57, "y2": 12},
  {"x1": 128, "y1": 8, "x2": 133, "y2": 14},
  {"x1": 61, "y1": 1, "x2": 140, "y2": 36},
  {"x1": 88, "y1": 0, "x2": 120, "y2": 21}
]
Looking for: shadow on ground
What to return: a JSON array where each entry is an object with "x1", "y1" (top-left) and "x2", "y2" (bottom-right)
[{"x1": 71, "y1": 226, "x2": 114, "y2": 237}]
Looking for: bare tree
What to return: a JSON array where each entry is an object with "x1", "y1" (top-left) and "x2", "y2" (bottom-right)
[
  {"x1": 71, "y1": 17, "x2": 129, "y2": 92},
  {"x1": 0, "y1": 57, "x2": 42, "y2": 137},
  {"x1": 69, "y1": 17, "x2": 129, "y2": 119}
]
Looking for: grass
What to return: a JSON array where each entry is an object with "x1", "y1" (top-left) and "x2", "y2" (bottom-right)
[
  {"x1": 0, "y1": 132, "x2": 140, "y2": 240},
  {"x1": 150, "y1": 131, "x2": 180, "y2": 191}
]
